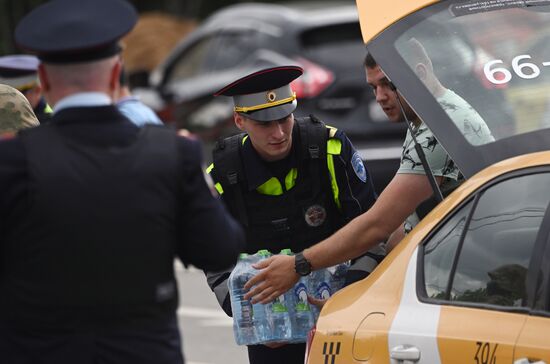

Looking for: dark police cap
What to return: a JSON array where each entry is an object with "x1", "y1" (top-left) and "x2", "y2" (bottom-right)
[
  {"x1": 214, "y1": 66, "x2": 303, "y2": 122},
  {"x1": 0, "y1": 55, "x2": 40, "y2": 91},
  {"x1": 15, "y1": 0, "x2": 137, "y2": 64}
]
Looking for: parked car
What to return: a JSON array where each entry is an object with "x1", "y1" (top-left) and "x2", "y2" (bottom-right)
[
  {"x1": 135, "y1": 2, "x2": 407, "y2": 194},
  {"x1": 306, "y1": 1, "x2": 550, "y2": 363}
]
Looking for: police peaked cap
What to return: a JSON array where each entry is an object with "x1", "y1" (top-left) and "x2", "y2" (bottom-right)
[
  {"x1": 15, "y1": 0, "x2": 138, "y2": 64},
  {"x1": 0, "y1": 55, "x2": 40, "y2": 91},
  {"x1": 214, "y1": 66, "x2": 303, "y2": 122}
]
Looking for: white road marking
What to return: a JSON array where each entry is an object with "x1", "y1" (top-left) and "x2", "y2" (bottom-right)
[
  {"x1": 357, "y1": 146, "x2": 402, "y2": 161},
  {"x1": 177, "y1": 306, "x2": 233, "y2": 327}
]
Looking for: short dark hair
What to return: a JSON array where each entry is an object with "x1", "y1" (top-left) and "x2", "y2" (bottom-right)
[{"x1": 364, "y1": 53, "x2": 377, "y2": 69}]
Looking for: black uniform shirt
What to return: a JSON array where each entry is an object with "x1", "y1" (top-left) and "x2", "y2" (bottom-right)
[{"x1": 214, "y1": 124, "x2": 377, "y2": 222}]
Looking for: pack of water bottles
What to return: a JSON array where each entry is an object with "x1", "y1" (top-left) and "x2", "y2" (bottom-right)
[{"x1": 228, "y1": 249, "x2": 349, "y2": 346}]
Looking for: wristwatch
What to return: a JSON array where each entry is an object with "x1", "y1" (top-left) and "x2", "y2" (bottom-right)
[{"x1": 294, "y1": 252, "x2": 312, "y2": 276}]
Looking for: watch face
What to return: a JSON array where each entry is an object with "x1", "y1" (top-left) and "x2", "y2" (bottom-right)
[{"x1": 296, "y1": 255, "x2": 311, "y2": 275}]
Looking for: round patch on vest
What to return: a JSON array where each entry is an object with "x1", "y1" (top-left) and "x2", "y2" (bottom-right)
[
  {"x1": 304, "y1": 204, "x2": 327, "y2": 227},
  {"x1": 351, "y1": 151, "x2": 367, "y2": 183}
]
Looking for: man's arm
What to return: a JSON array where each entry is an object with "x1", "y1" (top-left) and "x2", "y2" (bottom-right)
[
  {"x1": 244, "y1": 172, "x2": 439, "y2": 303},
  {"x1": 176, "y1": 138, "x2": 245, "y2": 271}
]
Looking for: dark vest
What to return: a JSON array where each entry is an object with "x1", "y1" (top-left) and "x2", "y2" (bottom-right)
[
  {"x1": 213, "y1": 116, "x2": 345, "y2": 255},
  {"x1": 1, "y1": 125, "x2": 180, "y2": 325}
]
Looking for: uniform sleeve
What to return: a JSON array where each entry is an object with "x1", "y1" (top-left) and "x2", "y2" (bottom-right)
[
  {"x1": 175, "y1": 138, "x2": 245, "y2": 271},
  {"x1": 204, "y1": 163, "x2": 236, "y2": 316},
  {"x1": 205, "y1": 268, "x2": 233, "y2": 316},
  {"x1": 331, "y1": 130, "x2": 385, "y2": 285},
  {"x1": 331, "y1": 129, "x2": 377, "y2": 221}
]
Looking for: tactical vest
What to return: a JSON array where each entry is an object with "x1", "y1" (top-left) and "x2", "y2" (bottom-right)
[
  {"x1": 4, "y1": 125, "x2": 180, "y2": 322},
  {"x1": 212, "y1": 116, "x2": 345, "y2": 254}
]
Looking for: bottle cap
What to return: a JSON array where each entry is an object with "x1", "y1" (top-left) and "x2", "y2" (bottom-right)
[
  {"x1": 256, "y1": 249, "x2": 272, "y2": 257},
  {"x1": 279, "y1": 248, "x2": 293, "y2": 255}
]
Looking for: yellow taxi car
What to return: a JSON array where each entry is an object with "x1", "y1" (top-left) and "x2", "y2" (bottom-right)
[{"x1": 306, "y1": 1, "x2": 550, "y2": 363}]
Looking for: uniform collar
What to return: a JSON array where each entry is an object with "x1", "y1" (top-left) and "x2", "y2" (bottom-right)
[{"x1": 53, "y1": 92, "x2": 112, "y2": 114}]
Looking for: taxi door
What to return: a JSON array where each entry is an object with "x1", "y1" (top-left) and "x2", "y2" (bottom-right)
[
  {"x1": 514, "y1": 208, "x2": 550, "y2": 364},
  {"x1": 419, "y1": 172, "x2": 550, "y2": 364},
  {"x1": 437, "y1": 306, "x2": 526, "y2": 364}
]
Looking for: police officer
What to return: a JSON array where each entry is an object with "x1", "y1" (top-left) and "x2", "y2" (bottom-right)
[
  {"x1": 206, "y1": 65, "x2": 385, "y2": 364},
  {"x1": 0, "y1": 54, "x2": 53, "y2": 122},
  {"x1": 0, "y1": 1, "x2": 245, "y2": 363}
]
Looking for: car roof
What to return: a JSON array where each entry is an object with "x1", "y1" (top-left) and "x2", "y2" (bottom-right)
[
  {"x1": 357, "y1": 0, "x2": 436, "y2": 44},
  {"x1": 201, "y1": 2, "x2": 358, "y2": 32},
  {"x1": 357, "y1": 0, "x2": 550, "y2": 178}
]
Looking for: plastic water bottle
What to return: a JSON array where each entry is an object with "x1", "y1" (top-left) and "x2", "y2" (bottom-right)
[
  {"x1": 251, "y1": 250, "x2": 272, "y2": 343},
  {"x1": 307, "y1": 268, "x2": 332, "y2": 321},
  {"x1": 279, "y1": 249, "x2": 314, "y2": 343},
  {"x1": 267, "y1": 249, "x2": 292, "y2": 342},
  {"x1": 291, "y1": 278, "x2": 314, "y2": 341},
  {"x1": 228, "y1": 253, "x2": 256, "y2": 345}
]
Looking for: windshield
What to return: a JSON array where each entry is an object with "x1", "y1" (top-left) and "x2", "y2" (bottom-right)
[{"x1": 392, "y1": 1, "x2": 550, "y2": 145}]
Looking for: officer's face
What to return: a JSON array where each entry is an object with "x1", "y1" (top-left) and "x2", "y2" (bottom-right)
[
  {"x1": 366, "y1": 65, "x2": 417, "y2": 123},
  {"x1": 235, "y1": 113, "x2": 294, "y2": 162}
]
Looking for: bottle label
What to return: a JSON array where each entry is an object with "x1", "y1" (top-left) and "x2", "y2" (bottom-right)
[
  {"x1": 272, "y1": 295, "x2": 288, "y2": 313},
  {"x1": 316, "y1": 282, "x2": 332, "y2": 300},
  {"x1": 294, "y1": 282, "x2": 310, "y2": 312},
  {"x1": 241, "y1": 301, "x2": 253, "y2": 325}
]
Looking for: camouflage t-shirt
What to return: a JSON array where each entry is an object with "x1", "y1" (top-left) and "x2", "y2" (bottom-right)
[{"x1": 397, "y1": 89, "x2": 494, "y2": 232}]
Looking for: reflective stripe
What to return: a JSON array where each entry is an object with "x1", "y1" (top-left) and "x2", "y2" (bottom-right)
[
  {"x1": 44, "y1": 104, "x2": 53, "y2": 114},
  {"x1": 327, "y1": 138, "x2": 342, "y2": 155},
  {"x1": 214, "y1": 182, "x2": 223, "y2": 195},
  {"x1": 285, "y1": 167, "x2": 298, "y2": 191},
  {"x1": 257, "y1": 177, "x2": 283, "y2": 195},
  {"x1": 207, "y1": 163, "x2": 224, "y2": 195},
  {"x1": 327, "y1": 154, "x2": 340, "y2": 209},
  {"x1": 326, "y1": 138, "x2": 342, "y2": 209}
]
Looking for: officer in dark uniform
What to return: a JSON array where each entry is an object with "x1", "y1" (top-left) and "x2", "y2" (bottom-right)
[
  {"x1": 0, "y1": 1, "x2": 245, "y2": 363},
  {"x1": 206, "y1": 65, "x2": 385, "y2": 364},
  {"x1": 0, "y1": 54, "x2": 53, "y2": 123}
]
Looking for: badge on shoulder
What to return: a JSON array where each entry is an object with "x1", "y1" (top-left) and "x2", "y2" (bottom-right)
[{"x1": 351, "y1": 151, "x2": 367, "y2": 182}]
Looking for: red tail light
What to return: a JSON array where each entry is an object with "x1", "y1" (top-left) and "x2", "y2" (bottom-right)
[
  {"x1": 304, "y1": 325, "x2": 317, "y2": 364},
  {"x1": 291, "y1": 57, "x2": 334, "y2": 99}
]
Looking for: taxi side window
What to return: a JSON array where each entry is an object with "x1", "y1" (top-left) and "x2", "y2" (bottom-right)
[
  {"x1": 422, "y1": 172, "x2": 550, "y2": 308},
  {"x1": 423, "y1": 200, "x2": 473, "y2": 299}
]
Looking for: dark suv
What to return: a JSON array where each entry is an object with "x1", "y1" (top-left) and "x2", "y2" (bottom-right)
[{"x1": 137, "y1": 2, "x2": 407, "y2": 194}]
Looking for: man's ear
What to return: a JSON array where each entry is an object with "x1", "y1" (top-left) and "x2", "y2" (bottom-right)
[
  {"x1": 109, "y1": 59, "x2": 122, "y2": 93},
  {"x1": 234, "y1": 112, "x2": 246, "y2": 131},
  {"x1": 415, "y1": 63, "x2": 428, "y2": 81},
  {"x1": 38, "y1": 64, "x2": 50, "y2": 92}
]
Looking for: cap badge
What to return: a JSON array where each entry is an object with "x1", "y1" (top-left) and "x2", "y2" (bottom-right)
[
  {"x1": 304, "y1": 204, "x2": 327, "y2": 227},
  {"x1": 266, "y1": 91, "x2": 277, "y2": 103}
]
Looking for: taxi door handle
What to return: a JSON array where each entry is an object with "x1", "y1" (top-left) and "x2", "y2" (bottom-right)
[
  {"x1": 514, "y1": 359, "x2": 546, "y2": 364},
  {"x1": 390, "y1": 345, "x2": 421, "y2": 363}
]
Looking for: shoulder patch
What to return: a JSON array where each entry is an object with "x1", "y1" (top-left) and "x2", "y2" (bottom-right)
[{"x1": 351, "y1": 151, "x2": 367, "y2": 183}]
